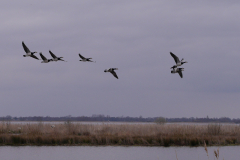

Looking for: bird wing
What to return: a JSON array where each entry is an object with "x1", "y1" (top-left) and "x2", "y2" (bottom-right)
[
  {"x1": 22, "y1": 41, "x2": 30, "y2": 53},
  {"x1": 110, "y1": 70, "x2": 118, "y2": 79},
  {"x1": 170, "y1": 52, "x2": 180, "y2": 64},
  {"x1": 40, "y1": 53, "x2": 47, "y2": 60},
  {"x1": 178, "y1": 70, "x2": 183, "y2": 78},
  {"x1": 30, "y1": 54, "x2": 39, "y2": 60},
  {"x1": 79, "y1": 54, "x2": 85, "y2": 59},
  {"x1": 49, "y1": 50, "x2": 57, "y2": 58}
]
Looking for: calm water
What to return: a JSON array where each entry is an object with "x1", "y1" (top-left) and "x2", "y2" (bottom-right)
[
  {"x1": 8, "y1": 121, "x2": 239, "y2": 126},
  {"x1": 0, "y1": 146, "x2": 239, "y2": 160}
]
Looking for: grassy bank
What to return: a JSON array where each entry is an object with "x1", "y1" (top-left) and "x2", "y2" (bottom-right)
[{"x1": 0, "y1": 122, "x2": 240, "y2": 146}]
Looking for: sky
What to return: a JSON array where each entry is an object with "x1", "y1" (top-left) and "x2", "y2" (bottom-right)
[{"x1": 0, "y1": 0, "x2": 239, "y2": 118}]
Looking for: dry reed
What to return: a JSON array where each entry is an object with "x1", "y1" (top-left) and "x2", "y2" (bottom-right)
[
  {"x1": 0, "y1": 122, "x2": 240, "y2": 146},
  {"x1": 204, "y1": 140, "x2": 209, "y2": 160},
  {"x1": 214, "y1": 148, "x2": 219, "y2": 160}
]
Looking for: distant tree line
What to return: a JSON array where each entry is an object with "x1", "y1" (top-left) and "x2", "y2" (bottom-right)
[{"x1": 1, "y1": 115, "x2": 240, "y2": 123}]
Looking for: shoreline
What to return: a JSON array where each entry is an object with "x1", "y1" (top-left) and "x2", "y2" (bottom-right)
[
  {"x1": 0, "y1": 123, "x2": 239, "y2": 146},
  {"x1": 4, "y1": 135, "x2": 239, "y2": 146}
]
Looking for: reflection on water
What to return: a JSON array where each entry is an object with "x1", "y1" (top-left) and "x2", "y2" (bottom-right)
[{"x1": 0, "y1": 146, "x2": 239, "y2": 160}]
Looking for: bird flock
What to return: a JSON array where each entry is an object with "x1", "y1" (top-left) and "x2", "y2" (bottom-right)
[{"x1": 22, "y1": 41, "x2": 188, "y2": 79}]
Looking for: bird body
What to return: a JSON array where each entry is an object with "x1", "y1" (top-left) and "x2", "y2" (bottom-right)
[
  {"x1": 79, "y1": 53, "x2": 95, "y2": 62},
  {"x1": 49, "y1": 50, "x2": 66, "y2": 62},
  {"x1": 104, "y1": 68, "x2": 118, "y2": 79},
  {"x1": 171, "y1": 68, "x2": 184, "y2": 78},
  {"x1": 22, "y1": 41, "x2": 39, "y2": 60},
  {"x1": 40, "y1": 53, "x2": 53, "y2": 63},
  {"x1": 170, "y1": 52, "x2": 187, "y2": 69}
]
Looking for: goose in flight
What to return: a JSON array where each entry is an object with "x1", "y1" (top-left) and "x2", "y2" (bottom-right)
[
  {"x1": 40, "y1": 53, "x2": 53, "y2": 63},
  {"x1": 79, "y1": 53, "x2": 95, "y2": 62},
  {"x1": 49, "y1": 50, "x2": 66, "y2": 62},
  {"x1": 22, "y1": 41, "x2": 39, "y2": 60},
  {"x1": 104, "y1": 68, "x2": 118, "y2": 79},
  {"x1": 171, "y1": 68, "x2": 184, "y2": 78},
  {"x1": 170, "y1": 52, "x2": 187, "y2": 69}
]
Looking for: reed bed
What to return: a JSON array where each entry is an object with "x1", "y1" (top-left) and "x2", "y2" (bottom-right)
[{"x1": 0, "y1": 122, "x2": 240, "y2": 146}]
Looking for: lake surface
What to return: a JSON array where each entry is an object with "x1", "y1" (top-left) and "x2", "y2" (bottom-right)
[
  {"x1": 8, "y1": 121, "x2": 239, "y2": 126},
  {"x1": 0, "y1": 146, "x2": 239, "y2": 160}
]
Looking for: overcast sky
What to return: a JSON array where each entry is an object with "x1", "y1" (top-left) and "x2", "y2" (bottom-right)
[{"x1": 0, "y1": 0, "x2": 239, "y2": 118}]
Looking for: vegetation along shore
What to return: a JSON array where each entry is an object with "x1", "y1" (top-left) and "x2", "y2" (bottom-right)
[{"x1": 1, "y1": 122, "x2": 240, "y2": 146}]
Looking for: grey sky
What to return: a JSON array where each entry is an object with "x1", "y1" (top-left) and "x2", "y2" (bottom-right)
[{"x1": 0, "y1": 0, "x2": 239, "y2": 118}]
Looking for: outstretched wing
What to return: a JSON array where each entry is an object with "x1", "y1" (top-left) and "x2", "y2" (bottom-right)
[
  {"x1": 110, "y1": 70, "x2": 118, "y2": 79},
  {"x1": 79, "y1": 53, "x2": 86, "y2": 60},
  {"x1": 30, "y1": 54, "x2": 39, "y2": 60},
  {"x1": 178, "y1": 70, "x2": 183, "y2": 78},
  {"x1": 49, "y1": 50, "x2": 57, "y2": 58},
  {"x1": 170, "y1": 52, "x2": 180, "y2": 64},
  {"x1": 22, "y1": 41, "x2": 30, "y2": 53},
  {"x1": 40, "y1": 53, "x2": 47, "y2": 60}
]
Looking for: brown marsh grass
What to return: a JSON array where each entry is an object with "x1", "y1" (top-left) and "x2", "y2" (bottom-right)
[{"x1": 0, "y1": 122, "x2": 240, "y2": 146}]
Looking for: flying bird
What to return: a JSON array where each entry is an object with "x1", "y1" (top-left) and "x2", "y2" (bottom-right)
[
  {"x1": 170, "y1": 52, "x2": 187, "y2": 69},
  {"x1": 39, "y1": 53, "x2": 53, "y2": 63},
  {"x1": 79, "y1": 53, "x2": 95, "y2": 62},
  {"x1": 22, "y1": 41, "x2": 39, "y2": 60},
  {"x1": 171, "y1": 67, "x2": 184, "y2": 78},
  {"x1": 49, "y1": 50, "x2": 66, "y2": 62},
  {"x1": 104, "y1": 68, "x2": 119, "y2": 79}
]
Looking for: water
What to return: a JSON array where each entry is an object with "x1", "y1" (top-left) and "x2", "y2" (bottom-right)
[
  {"x1": 0, "y1": 146, "x2": 239, "y2": 160},
  {"x1": 8, "y1": 121, "x2": 156, "y2": 125},
  {"x1": 7, "y1": 121, "x2": 239, "y2": 126}
]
